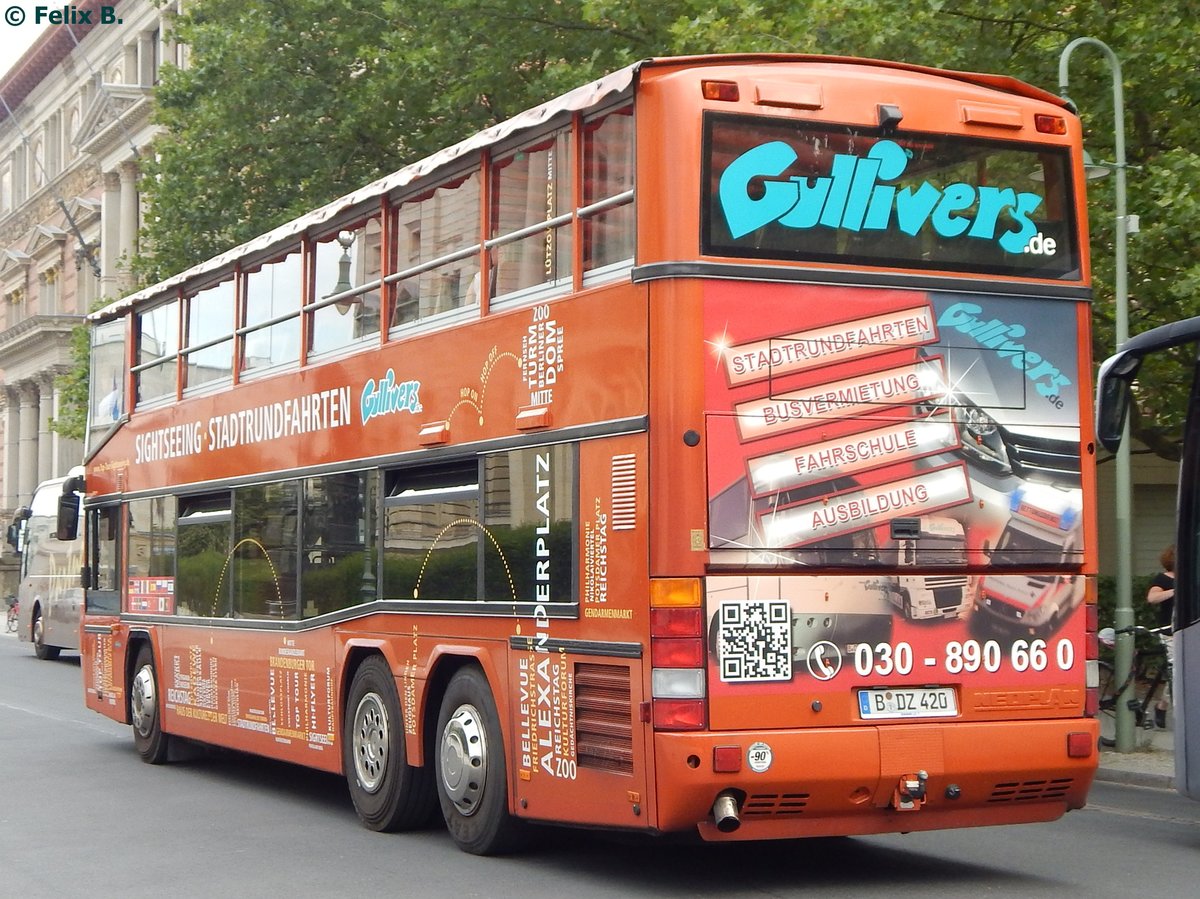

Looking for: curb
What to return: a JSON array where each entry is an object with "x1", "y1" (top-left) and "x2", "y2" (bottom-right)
[{"x1": 1094, "y1": 765, "x2": 1176, "y2": 790}]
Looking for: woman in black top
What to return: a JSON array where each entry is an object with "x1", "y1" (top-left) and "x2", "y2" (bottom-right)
[
  {"x1": 1146, "y1": 544, "x2": 1175, "y2": 728},
  {"x1": 1147, "y1": 544, "x2": 1176, "y2": 628}
]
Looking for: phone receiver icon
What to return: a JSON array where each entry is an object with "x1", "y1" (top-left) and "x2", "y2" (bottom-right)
[{"x1": 806, "y1": 641, "x2": 842, "y2": 680}]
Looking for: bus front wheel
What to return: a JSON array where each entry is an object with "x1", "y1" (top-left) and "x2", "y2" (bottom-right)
[
  {"x1": 32, "y1": 607, "x2": 60, "y2": 661},
  {"x1": 342, "y1": 655, "x2": 436, "y2": 832},
  {"x1": 131, "y1": 645, "x2": 170, "y2": 764},
  {"x1": 435, "y1": 666, "x2": 526, "y2": 855}
]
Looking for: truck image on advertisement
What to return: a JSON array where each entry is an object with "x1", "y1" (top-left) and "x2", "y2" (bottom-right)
[
  {"x1": 974, "y1": 485, "x2": 1083, "y2": 634},
  {"x1": 887, "y1": 516, "x2": 970, "y2": 620}
]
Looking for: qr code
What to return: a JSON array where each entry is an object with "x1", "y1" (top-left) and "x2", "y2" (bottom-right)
[{"x1": 717, "y1": 600, "x2": 792, "y2": 682}]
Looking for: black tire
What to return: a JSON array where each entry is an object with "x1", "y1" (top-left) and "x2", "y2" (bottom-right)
[
  {"x1": 130, "y1": 645, "x2": 170, "y2": 764},
  {"x1": 32, "y1": 607, "x2": 61, "y2": 661},
  {"x1": 435, "y1": 666, "x2": 526, "y2": 855},
  {"x1": 343, "y1": 656, "x2": 437, "y2": 832}
]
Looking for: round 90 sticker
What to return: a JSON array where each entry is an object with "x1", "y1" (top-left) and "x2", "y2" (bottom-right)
[{"x1": 747, "y1": 741, "x2": 773, "y2": 773}]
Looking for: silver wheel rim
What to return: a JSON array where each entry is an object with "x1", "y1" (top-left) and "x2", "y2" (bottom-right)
[
  {"x1": 351, "y1": 693, "x2": 389, "y2": 794},
  {"x1": 440, "y1": 704, "x2": 486, "y2": 817},
  {"x1": 131, "y1": 664, "x2": 157, "y2": 738}
]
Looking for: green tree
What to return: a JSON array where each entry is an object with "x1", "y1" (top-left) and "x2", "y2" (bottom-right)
[
  {"x1": 646, "y1": 1, "x2": 1200, "y2": 459},
  {"x1": 134, "y1": 0, "x2": 631, "y2": 284},
  {"x1": 112, "y1": 0, "x2": 1200, "y2": 459}
]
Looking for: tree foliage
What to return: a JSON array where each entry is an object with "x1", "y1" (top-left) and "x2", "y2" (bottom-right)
[{"x1": 118, "y1": 0, "x2": 1200, "y2": 456}]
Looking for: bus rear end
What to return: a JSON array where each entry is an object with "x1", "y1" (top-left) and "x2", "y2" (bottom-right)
[{"x1": 636, "y1": 57, "x2": 1098, "y2": 839}]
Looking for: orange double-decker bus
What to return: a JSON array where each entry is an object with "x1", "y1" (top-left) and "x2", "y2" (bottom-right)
[{"x1": 75, "y1": 55, "x2": 1100, "y2": 854}]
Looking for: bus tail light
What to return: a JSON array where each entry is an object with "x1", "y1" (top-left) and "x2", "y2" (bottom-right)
[
  {"x1": 1067, "y1": 732, "x2": 1093, "y2": 758},
  {"x1": 1035, "y1": 114, "x2": 1067, "y2": 135},
  {"x1": 702, "y1": 80, "x2": 740, "y2": 103},
  {"x1": 1084, "y1": 659, "x2": 1100, "y2": 716},
  {"x1": 651, "y1": 606, "x2": 703, "y2": 636},
  {"x1": 651, "y1": 578, "x2": 706, "y2": 731},
  {"x1": 652, "y1": 699, "x2": 706, "y2": 730},
  {"x1": 1084, "y1": 580, "x2": 1099, "y2": 715}
]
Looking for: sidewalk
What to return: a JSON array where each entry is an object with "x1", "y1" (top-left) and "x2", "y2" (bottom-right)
[{"x1": 1095, "y1": 720, "x2": 1176, "y2": 790}]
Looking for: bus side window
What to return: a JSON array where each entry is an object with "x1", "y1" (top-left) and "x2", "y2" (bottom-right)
[
  {"x1": 85, "y1": 505, "x2": 121, "y2": 614},
  {"x1": 382, "y1": 461, "x2": 481, "y2": 602},
  {"x1": 177, "y1": 494, "x2": 232, "y2": 618},
  {"x1": 233, "y1": 482, "x2": 300, "y2": 619},
  {"x1": 301, "y1": 471, "x2": 378, "y2": 618}
]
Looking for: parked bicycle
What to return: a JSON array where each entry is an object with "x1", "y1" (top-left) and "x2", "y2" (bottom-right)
[
  {"x1": 4, "y1": 595, "x2": 16, "y2": 634},
  {"x1": 1097, "y1": 624, "x2": 1172, "y2": 748}
]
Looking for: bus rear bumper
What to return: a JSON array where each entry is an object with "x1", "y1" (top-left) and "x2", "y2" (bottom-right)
[{"x1": 652, "y1": 718, "x2": 1098, "y2": 840}]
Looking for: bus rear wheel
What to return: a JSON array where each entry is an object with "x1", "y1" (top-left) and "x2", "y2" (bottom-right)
[
  {"x1": 131, "y1": 645, "x2": 170, "y2": 764},
  {"x1": 435, "y1": 666, "x2": 526, "y2": 855},
  {"x1": 342, "y1": 656, "x2": 436, "y2": 832},
  {"x1": 32, "y1": 608, "x2": 60, "y2": 661}
]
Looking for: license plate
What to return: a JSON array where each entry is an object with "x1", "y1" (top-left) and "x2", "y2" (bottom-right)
[{"x1": 858, "y1": 687, "x2": 957, "y2": 720}]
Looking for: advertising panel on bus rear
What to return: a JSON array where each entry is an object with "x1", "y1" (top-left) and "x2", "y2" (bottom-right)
[{"x1": 702, "y1": 280, "x2": 1088, "y2": 722}]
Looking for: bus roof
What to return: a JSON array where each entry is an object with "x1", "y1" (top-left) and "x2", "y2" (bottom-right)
[{"x1": 91, "y1": 54, "x2": 1068, "y2": 324}]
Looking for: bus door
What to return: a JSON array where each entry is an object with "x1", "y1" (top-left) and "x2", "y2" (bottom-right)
[{"x1": 80, "y1": 504, "x2": 128, "y2": 720}]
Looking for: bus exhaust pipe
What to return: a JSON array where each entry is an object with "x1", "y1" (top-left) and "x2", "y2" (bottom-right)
[{"x1": 712, "y1": 791, "x2": 742, "y2": 833}]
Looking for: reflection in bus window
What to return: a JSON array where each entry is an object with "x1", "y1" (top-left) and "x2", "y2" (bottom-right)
[
  {"x1": 310, "y1": 220, "x2": 383, "y2": 356},
  {"x1": 583, "y1": 106, "x2": 635, "y2": 276},
  {"x1": 391, "y1": 173, "x2": 481, "y2": 326},
  {"x1": 184, "y1": 278, "x2": 236, "y2": 389},
  {"x1": 233, "y1": 482, "x2": 299, "y2": 619},
  {"x1": 177, "y1": 494, "x2": 231, "y2": 617},
  {"x1": 383, "y1": 463, "x2": 480, "y2": 601},
  {"x1": 301, "y1": 471, "x2": 378, "y2": 617},
  {"x1": 243, "y1": 248, "x2": 303, "y2": 371},
  {"x1": 136, "y1": 299, "x2": 179, "y2": 404},
  {"x1": 88, "y1": 319, "x2": 126, "y2": 449},
  {"x1": 491, "y1": 131, "x2": 573, "y2": 300},
  {"x1": 481, "y1": 445, "x2": 575, "y2": 603},
  {"x1": 85, "y1": 506, "x2": 121, "y2": 613},
  {"x1": 127, "y1": 496, "x2": 177, "y2": 582}
]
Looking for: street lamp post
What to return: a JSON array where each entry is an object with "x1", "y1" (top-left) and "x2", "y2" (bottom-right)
[{"x1": 1058, "y1": 37, "x2": 1135, "y2": 752}]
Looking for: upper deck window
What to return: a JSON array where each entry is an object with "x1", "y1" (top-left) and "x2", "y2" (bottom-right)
[
  {"x1": 243, "y1": 247, "x2": 303, "y2": 372},
  {"x1": 88, "y1": 318, "x2": 127, "y2": 449},
  {"x1": 183, "y1": 277, "x2": 236, "y2": 390},
  {"x1": 389, "y1": 174, "x2": 481, "y2": 329},
  {"x1": 490, "y1": 130, "x2": 573, "y2": 302},
  {"x1": 136, "y1": 299, "x2": 179, "y2": 405},
  {"x1": 310, "y1": 218, "x2": 383, "y2": 355},
  {"x1": 582, "y1": 106, "x2": 635, "y2": 279},
  {"x1": 703, "y1": 114, "x2": 1079, "y2": 280}
]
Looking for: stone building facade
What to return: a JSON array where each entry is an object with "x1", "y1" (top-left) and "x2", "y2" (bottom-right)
[{"x1": 0, "y1": 0, "x2": 179, "y2": 593}]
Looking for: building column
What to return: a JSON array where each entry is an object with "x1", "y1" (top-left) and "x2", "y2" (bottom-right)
[
  {"x1": 18, "y1": 382, "x2": 39, "y2": 504},
  {"x1": 37, "y1": 375, "x2": 55, "y2": 484},
  {"x1": 123, "y1": 41, "x2": 138, "y2": 85},
  {"x1": 2, "y1": 388, "x2": 19, "y2": 509},
  {"x1": 138, "y1": 31, "x2": 157, "y2": 86},
  {"x1": 118, "y1": 160, "x2": 140, "y2": 290},
  {"x1": 101, "y1": 170, "x2": 122, "y2": 297}
]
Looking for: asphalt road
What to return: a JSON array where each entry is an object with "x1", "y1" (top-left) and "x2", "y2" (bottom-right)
[{"x1": 2, "y1": 630, "x2": 1197, "y2": 899}]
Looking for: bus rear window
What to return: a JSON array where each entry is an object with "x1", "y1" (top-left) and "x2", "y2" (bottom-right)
[{"x1": 703, "y1": 113, "x2": 1079, "y2": 280}]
